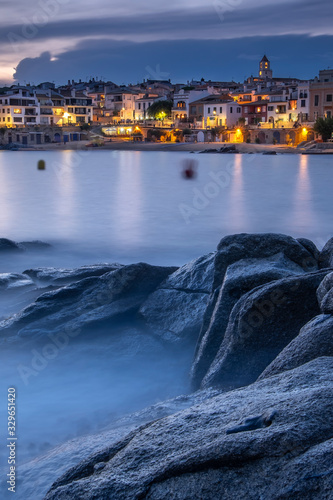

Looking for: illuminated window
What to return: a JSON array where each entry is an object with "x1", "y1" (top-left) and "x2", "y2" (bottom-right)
[
  {"x1": 257, "y1": 107, "x2": 261, "y2": 113},
  {"x1": 13, "y1": 109, "x2": 22, "y2": 114},
  {"x1": 259, "y1": 71, "x2": 262, "y2": 76}
]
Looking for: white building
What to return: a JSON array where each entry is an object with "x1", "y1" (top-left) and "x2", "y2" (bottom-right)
[
  {"x1": 266, "y1": 89, "x2": 298, "y2": 127},
  {"x1": 105, "y1": 89, "x2": 145, "y2": 122},
  {"x1": 297, "y1": 82, "x2": 311, "y2": 123},
  {"x1": 135, "y1": 94, "x2": 160, "y2": 120},
  {"x1": 0, "y1": 88, "x2": 39, "y2": 127},
  {"x1": 36, "y1": 90, "x2": 66, "y2": 126},
  {"x1": 172, "y1": 87, "x2": 220, "y2": 122},
  {"x1": 189, "y1": 95, "x2": 242, "y2": 128}
]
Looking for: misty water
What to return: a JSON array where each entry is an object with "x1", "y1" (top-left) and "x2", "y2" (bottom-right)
[{"x1": 0, "y1": 149, "x2": 333, "y2": 497}]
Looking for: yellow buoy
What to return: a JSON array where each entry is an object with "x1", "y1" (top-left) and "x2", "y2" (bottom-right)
[{"x1": 37, "y1": 159, "x2": 46, "y2": 170}]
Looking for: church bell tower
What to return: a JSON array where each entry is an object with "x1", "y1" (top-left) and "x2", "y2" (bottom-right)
[{"x1": 259, "y1": 55, "x2": 273, "y2": 80}]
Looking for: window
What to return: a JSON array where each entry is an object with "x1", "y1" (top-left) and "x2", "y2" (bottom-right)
[
  {"x1": 138, "y1": 103, "x2": 141, "y2": 110},
  {"x1": 268, "y1": 106, "x2": 274, "y2": 111},
  {"x1": 7, "y1": 117, "x2": 10, "y2": 122},
  {"x1": 208, "y1": 107, "x2": 211, "y2": 114},
  {"x1": 2, "y1": 117, "x2": 5, "y2": 122},
  {"x1": 13, "y1": 117, "x2": 22, "y2": 122},
  {"x1": 314, "y1": 95, "x2": 319, "y2": 106},
  {"x1": 327, "y1": 111, "x2": 332, "y2": 118},
  {"x1": 229, "y1": 107, "x2": 233, "y2": 113},
  {"x1": 326, "y1": 94, "x2": 332, "y2": 102},
  {"x1": 68, "y1": 107, "x2": 73, "y2": 113},
  {"x1": 256, "y1": 107, "x2": 261, "y2": 113},
  {"x1": 220, "y1": 107, "x2": 222, "y2": 113},
  {"x1": 13, "y1": 108, "x2": 22, "y2": 114},
  {"x1": 7, "y1": 109, "x2": 10, "y2": 114},
  {"x1": 244, "y1": 106, "x2": 248, "y2": 113},
  {"x1": 237, "y1": 107, "x2": 241, "y2": 113},
  {"x1": 301, "y1": 100, "x2": 306, "y2": 107}
]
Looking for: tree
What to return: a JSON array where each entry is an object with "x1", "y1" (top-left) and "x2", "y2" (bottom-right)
[
  {"x1": 147, "y1": 100, "x2": 173, "y2": 120},
  {"x1": 313, "y1": 117, "x2": 333, "y2": 141},
  {"x1": 210, "y1": 126, "x2": 224, "y2": 140}
]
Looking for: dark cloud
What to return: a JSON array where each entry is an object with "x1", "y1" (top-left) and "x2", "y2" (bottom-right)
[
  {"x1": 2, "y1": 0, "x2": 333, "y2": 50},
  {"x1": 13, "y1": 35, "x2": 333, "y2": 85}
]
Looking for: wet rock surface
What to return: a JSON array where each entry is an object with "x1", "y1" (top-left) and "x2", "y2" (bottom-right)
[
  {"x1": 200, "y1": 270, "x2": 330, "y2": 390},
  {"x1": 139, "y1": 253, "x2": 215, "y2": 343},
  {"x1": 1, "y1": 232, "x2": 333, "y2": 500},
  {"x1": 259, "y1": 314, "x2": 333, "y2": 379},
  {"x1": 45, "y1": 358, "x2": 333, "y2": 500},
  {"x1": 0, "y1": 263, "x2": 177, "y2": 341},
  {"x1": 191, "y1": 252, "x2": 309, "y2": 388},
  {"x1": 24, "y1": 263, "x2": 123, "y2": 286}
]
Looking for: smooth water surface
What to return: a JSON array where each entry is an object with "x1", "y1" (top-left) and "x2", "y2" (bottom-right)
[
  {"x1": 0, "y1": 150, "x2": 333, "y2": 499},
  {"x1": 0, "y1": 150, "x2": 332, "y2": 271}
]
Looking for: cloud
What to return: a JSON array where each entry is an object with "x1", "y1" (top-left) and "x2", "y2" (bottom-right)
[
  {"x1": 12, "y1": 35, "x2": 333, "y2": 85},
  {"x1": 2, "y1": 0, "x2": 333, "y2": 53}
]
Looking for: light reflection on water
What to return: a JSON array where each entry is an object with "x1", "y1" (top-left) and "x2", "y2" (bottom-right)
[
  {"x1": 0, "y1": 150, "x2": 332, "y2": 270},
  {"x1": 0, "y1": 150, "x2": 333, "y2": 499}
]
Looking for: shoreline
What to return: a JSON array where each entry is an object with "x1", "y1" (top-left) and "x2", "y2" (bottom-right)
[{"x1": 2, "y1": 140, "x2": 300, "y2": 154}]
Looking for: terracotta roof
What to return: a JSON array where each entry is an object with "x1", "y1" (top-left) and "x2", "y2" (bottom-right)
[{"x1": 189, "y1": 95, "x2": 233, "y2": 105}]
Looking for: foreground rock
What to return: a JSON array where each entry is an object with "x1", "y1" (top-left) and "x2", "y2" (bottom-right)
[
  {"x1": 11, "y1": 390, "x2": 219, "y2": 500},
  {"x1": 201, "y1": 270, "x2": 329, "y2": 389},
  {"x1": 45, "y1": 358, "x2": 333, "y2": 500},
  {"x1": 191, "y1": 234, "x2": 320, "y2": 388},
  {"x1": 24, "y1": 264, "x2": 123, "y2": 286},
  {"x1": 0, "y1": 273, "x2": 34, "y2": 292},
  {"x1": 259, "y1": 315, "x2": 333, "y2": 379},
  {"x1": 0, "y1": 238, "x2": 22, "y2": 252},
  {"x1": 0, "y1": 263, "x2": 177, "y2": 341},
  {"x1": 191, "y1": 253, "x2": 309, "y2": 388},
  {"x1": 0, "y1": 238, "x2": 51, "y2": 252},
  {"x1": 319, "y1": 237, "x2": 333, "y2": 269},
  {"x1": 139, "y1": 253, "x2": 215, "y2": 343},
  {"x1": 317, "y1": 271, "x2": 333, "y2": 314}
]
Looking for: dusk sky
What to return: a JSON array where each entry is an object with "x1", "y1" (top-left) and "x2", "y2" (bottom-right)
[{"x1": 1, "y1": 0, "x2": 333, "y2": 85}]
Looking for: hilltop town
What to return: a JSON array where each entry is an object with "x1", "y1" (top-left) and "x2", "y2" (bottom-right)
[{"x1": 0, "y1": 56, "x2": 332, "y2": 148}]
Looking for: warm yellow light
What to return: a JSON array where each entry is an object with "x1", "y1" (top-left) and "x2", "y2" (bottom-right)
[
  {"x1": 13, "y1": 108, "x2": 22, "y2": 114},
  {"x1": 236, "y1": 128, "x2": 241, "y2": 134},
  {"x1": 302, "y1": 128, "x2": 307, "y2": 134},
  {"x1": 276, "y1": 109, "x2": 279, "y2": 113},
  {"x1": 63, "y1": 112, "x2": 69, "y2": 119}
]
